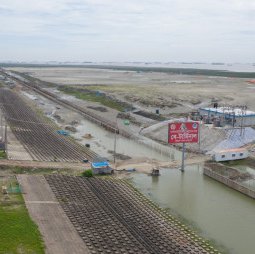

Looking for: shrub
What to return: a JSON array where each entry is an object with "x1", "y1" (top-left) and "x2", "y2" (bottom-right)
[
  {"x1": 0, "y1": 150, "x2": 6, "y2": 159},
  {"x1": 82, "y1": 169, "x2": 93, "y2": 177}
]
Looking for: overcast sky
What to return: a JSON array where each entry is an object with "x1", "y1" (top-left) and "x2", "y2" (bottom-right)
[{"x1": 0, "y1": 0, "x2": 255, "y2": 62}]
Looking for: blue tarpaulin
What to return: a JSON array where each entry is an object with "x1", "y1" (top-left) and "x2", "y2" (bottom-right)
[
  {"x1": 92, "y1": 161, "x2": 109, "y2": 168},
  {"x1": 57, "y1": 130, "x2": 69, "y2": 136}
]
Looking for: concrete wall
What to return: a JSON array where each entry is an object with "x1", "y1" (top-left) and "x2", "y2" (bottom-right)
[{"x1": 204, "y1": 167, "x2": 255, "y2": 199}]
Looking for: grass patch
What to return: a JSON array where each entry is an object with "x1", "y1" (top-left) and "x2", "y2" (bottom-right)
[
  {"x1": 0, "y1": 184, "x2": 44, "y2": 254},
  {"x1": 0, "y1": 165, "x2": 84, "y2": 176},
  {"x1": 58, "y1": 86, "x2": 126, "y2": 111},
  {"x1": 0, "y1": 150, "x2": 6, "y2": 159},
  {"x1": 82, "y1": 169, "x2": 93, "y2": 177}
]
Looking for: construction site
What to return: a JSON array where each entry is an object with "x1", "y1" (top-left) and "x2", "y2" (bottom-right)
[{"x1": 1, "y1": 66, "x2": 255, "y2": 254}]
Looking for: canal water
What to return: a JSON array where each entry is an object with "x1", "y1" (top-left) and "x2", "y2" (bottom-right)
[
  {"x1": 72, "y1": 118, "x2": 181, "y2": 161},
  {"x1": 132, "y1": 165, "x2": 255, "y2": 254}
]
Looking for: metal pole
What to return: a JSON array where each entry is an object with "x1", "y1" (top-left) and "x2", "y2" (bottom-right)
[
  {"x1": 181, "y1": 143, "x2": 185, "y2": 172},
  {"x1": 198, "y1": 123, "x2": 201, "y2": 151},
  {"x1": 113, "y1": 128, "x2": 117, "y2": 164},
  {"x1": 4, "y1": 124, "x2": 7, "y2": 153},
  {"x1": 0, "y1": 112, "x2": 2, "y2": 141}
]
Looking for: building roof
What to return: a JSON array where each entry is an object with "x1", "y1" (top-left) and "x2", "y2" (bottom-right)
[
  {"x1": 91, "y1": 161, "x2": 109, "y2": 168},
  {"x1": 218, "y1": 148, "x2": 248, "y2": 153},
  {"x1": 200, "y1": 107, "x2": 255, "y2": 117}
]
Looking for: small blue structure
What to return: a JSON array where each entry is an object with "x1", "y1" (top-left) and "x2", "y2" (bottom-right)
[
  {"x1": 57, "y1": 130, "x2": 69, "y2": 136},
  {"x1": 91, "y1": 158, "x2": 113, "y2": 174}
]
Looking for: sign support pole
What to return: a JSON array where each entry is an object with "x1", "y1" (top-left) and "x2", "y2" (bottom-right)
[
  {"x1": 198, "y1": 123, "x2": 201, "y2": 151},
  {"x1": 181, "y1": 143, "x2": 185, "y2": 172}
]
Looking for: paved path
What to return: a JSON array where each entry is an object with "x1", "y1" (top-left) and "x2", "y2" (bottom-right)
[{"x1": 17, "y1": 175, "x2": 90, "y2": 254}]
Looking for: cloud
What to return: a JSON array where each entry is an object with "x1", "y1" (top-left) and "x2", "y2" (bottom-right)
[{"x1": 0, "y1": 0, "x2": 255, "y2": 62}]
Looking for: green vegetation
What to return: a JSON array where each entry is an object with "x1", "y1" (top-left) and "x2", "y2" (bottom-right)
[
  {"x1": 0, "y1": 203, "x2": 45, "y2": 253},
  {"x1": 58, "y1": 86, "x2": 125, "y2": 111},
  {"x1": 0, "y1": 179, "x2": 44, "y2": 254},
  {"x1": 0, "y1": 150, "x2": 6, "y2": 159},
  {"x1": 82, "y1": 169, "x2": 93, "y2": 177},
  {"x1": 0, "y1": 165, "x2": 85, "y2": 176}
]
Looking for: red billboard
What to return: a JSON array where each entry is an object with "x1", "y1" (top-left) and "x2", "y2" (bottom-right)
[{"x1": 168, "y1": 122, "x2": 199, "y2": 143}]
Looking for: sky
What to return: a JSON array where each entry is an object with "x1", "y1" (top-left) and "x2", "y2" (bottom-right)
[{"x1": 0, "y1": 0, "x2": 255, "y2": 63}]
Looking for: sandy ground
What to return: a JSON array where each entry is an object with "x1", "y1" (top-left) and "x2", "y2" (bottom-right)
[
  {"x1": 7, "y1": 67, "x2": 255, "y2": 116},
  {"x1": 17, "y1": 175, "x2": 89, "y2": 254},
  {"x1": 116, "y1": 154, "x2": 209, "y2": 172}
]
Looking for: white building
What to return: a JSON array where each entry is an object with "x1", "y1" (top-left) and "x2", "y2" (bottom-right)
[{"x1": 213, "y1": 148, "x2": 249, "y2": 162}]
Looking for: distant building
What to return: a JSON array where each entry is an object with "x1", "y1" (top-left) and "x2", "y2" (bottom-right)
[{"x1": 199, "y1": 107, "x2": 255, "y2": 127}]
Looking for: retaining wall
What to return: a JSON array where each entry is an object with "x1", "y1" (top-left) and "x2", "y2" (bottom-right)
[{"x1": 204, "y1": 167, "x2": 255, "y2": 199}]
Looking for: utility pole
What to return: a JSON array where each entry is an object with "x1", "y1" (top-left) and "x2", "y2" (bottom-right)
[
  {"x1": 198, "y1": 122, "x2": 201, "y2": 151},
  {"x1": 181, "y1": 143, "x2": 185, "y2": 172},
  {"x1": 113, "y1": 115, "x2": 119, "y2": 166},
  {"x1": 4, "y1": 123, "x2": 7, "y2": 153},
  {"x1": 113, "y1": 128, "x2": 117, "y2": 164},
  {"x1": 0, "y1": 112, "x2": 2, "y2": 141}
]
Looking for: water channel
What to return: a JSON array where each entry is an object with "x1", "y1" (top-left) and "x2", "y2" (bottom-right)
[
  {"x1": 132, "y1": 166, "x2": 255, "y2": 254},
  {"x1": 72, "y1": 119, "x2": 181, "y2": 161}
]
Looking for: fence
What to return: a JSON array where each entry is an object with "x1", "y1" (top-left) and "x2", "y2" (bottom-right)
[
  {"x1": 204, "y1": 167, "x2": 255, "y2": 199},
  {"x1": 7, "y1": 183, "x2": 22, "y2": 193}
]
